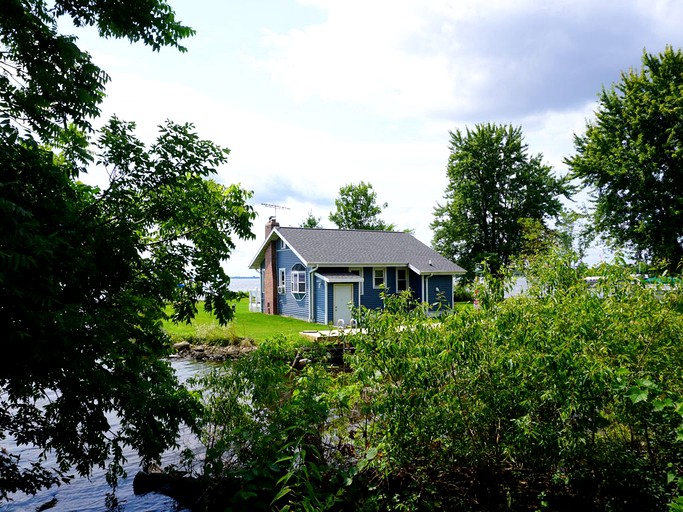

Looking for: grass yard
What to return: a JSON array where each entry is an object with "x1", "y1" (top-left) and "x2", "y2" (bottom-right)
[
  {"x1": 163, "y1": 299, "x2": 321, "y2": 344},
  {"x1": 164, "y1": 297, "x2": 474, "y2": 346}
]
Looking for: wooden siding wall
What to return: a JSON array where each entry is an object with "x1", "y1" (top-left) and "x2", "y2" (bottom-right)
[
  {"x1": 313, "y1": 275, "x2": 326, "y2": 324},
  {"x1": 360, "y1": 267, "x2": 384, "y2": 310},
  {"x1": 385, "y1": 268, "x2": 397, "y2": 293},
  {"x1": 426, "y1": 274, "x2": 454, "y2": 310},
  {"x1": 277, "y1": 245, "x2": 309, "y2": 320},
  {"x1": 409, "y1": 271, "x2": 422, "y2": 300},
  {"x1": 266, "y1": 259, "x2": 455, "y2": 321},
  {"x1": 326, "y1": 283, "x2": 334, "y2": 325}
]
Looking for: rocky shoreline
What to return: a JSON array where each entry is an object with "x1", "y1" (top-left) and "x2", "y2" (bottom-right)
[{"x1": 170, "y1": 341, "x2": 257, "y2": 362}]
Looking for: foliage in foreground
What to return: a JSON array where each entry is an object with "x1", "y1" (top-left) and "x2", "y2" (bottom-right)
[
  {"x1": 192, "y1": 252, "x2": 683, "y2": 511},
  {"x1": 0, "y1": 115, "x2": 254, "y2": 500},
  {"x1": 0, "y1": 0, "x2": 255, "y2": 499}
]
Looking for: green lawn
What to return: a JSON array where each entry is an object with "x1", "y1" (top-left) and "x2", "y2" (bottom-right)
[
  {"x1": 163, "y1": 299, "x2": 322, "y2": 344},
  {"x1": 164, "y1": 298, "x2": 474, "y2": 345}
]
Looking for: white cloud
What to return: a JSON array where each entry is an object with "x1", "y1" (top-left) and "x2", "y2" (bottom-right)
[
  {"x1": 85, "y1": 66, "x2": 453, "y2": 274},
  {"x1": 519, "y1": 101, "x2": 598, "y2": 172},
  {"x1": 76, "y1": 0, "x2": 683, "y2": 276},
  {"x1": 258, "y1": 1, "x2": 457, "y2": 118},
  {"x1": 258, "y1": 0, "x2": 683, "y2": 121}
]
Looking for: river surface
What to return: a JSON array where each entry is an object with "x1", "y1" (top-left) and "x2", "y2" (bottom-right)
[
  {"x1": 2, "y1": 359, "x2": 212, "y2": 512},
  {"x1": 3, "y1": 278, "x2": 257, "y2": 511},
  {"x1": 230, "y1": 276, "x2": 260, "y2": 293}
]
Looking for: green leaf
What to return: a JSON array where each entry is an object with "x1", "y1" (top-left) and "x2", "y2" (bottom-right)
[
  {"x1": 638, "y1": 378, "x2": 655, "y2": 389},
  {"x1": 272, "y1": 486, "x2": 293, "y2": 504},
  {"x1": 366, "y1": 446, "x2": 379, "y2": 460},
  {"x1": 565, "y1": 46, "x2": 683, "y2": 274},
  {"x1": 677, "y1": 428, "x2": 683, "y2": 443},
  {"x1": 653, "y1": 398, "x2": 673, "y2": 412},
  {"x1": 627, "y1": 386, "x2": 649, "y2": 404}
]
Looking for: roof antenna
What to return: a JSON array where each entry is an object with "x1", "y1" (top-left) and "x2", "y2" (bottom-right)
[{"x1": 261, "y1": 203, "x2": 290, "y2": 219}]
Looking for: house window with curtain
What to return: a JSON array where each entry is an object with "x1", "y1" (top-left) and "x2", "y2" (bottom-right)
[{"x1": 291, "y1": 263, "x2": 306, "y2": 299}]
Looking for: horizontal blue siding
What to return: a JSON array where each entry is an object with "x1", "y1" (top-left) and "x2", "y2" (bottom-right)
[
  {"x1": 356, "y1": 266, "x2": 427, "y2": 309},
  {"x1": 409, "y1": 271, "x2": 422, "y2": 300},
  {"x1": 277, "y1": 246, "x2": 309, "y2": 321},
  {"x1": 326, "y1": 283, "x2": 334, "y2": 325},
  {"x1": 385, "y1": 269, "x2": 396, "y2": 292},
  {"x1": 360, "y1": 267, "x2": 384, "y2": 310},
  {"x1": 426, "y1": 275, "x2": 453, "y2": 311},
  {"x1": 313, "y1": 275, "x2": 326, "y2": 324},
  {"x1": 263, "y1": 252, "x2": 457, "y2": 321}
]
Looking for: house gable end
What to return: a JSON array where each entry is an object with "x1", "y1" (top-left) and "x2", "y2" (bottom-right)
[{"x1": 248, "y1": 228, "x2": 310, "y2": 269}]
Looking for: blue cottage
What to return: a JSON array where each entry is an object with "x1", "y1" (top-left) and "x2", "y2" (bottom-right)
[{"x1": 248, "y1": 217, "x2": 466, "y2": 324}]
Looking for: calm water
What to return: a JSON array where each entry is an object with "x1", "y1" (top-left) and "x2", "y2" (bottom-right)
[
  {"x1": 2, "y1": 359, "x2": 211, "y2": 512},
  {"x1": 229, "y1": 276, "x2": 260, "y2": 293},
  {"x1": 3, "y1": 279, "x2": 255, "y2": 510}
]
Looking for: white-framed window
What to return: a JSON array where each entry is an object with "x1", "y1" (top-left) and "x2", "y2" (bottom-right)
[
  {"x1": 396, "y1": 268, "x2": 408, "y2": 292},
  {"x1": 291, "y1": 263, "x2": 306, "y2": 298},
  {"x1": 350, "y1": 268, "x2": 364, "y2": 295},
  {"x1": 373, "y1": 268, "x2": 386, "y2": 289},
  {"x1": 278, "y1": 239, "x2": 287, "y2": 250},
  {"x1": 292, "y1": 271, "x2": 306, "y2": 293},
  {"x1": 278, "y1": 268, "x2": 286, "y2": 294}
]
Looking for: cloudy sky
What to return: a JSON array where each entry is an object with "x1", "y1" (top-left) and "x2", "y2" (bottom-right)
[{"x1": 73, "y1": 0, "x2": 683, "y2": 276}]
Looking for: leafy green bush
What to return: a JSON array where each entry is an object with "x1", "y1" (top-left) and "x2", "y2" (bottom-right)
[
  {"x1": 452, "y1": 280, "x2": 474, "y2": 302},
  {"x1": 191, "y1": 250, "x2": 683, "y2": 510},
  {"x1": 347, "y1": 251, "x2": 683, "y2": 510},
  {"x1": 188, "y1": 336, "x2": 360, "y2": 510}
]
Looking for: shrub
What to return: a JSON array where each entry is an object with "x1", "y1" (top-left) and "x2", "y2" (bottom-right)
[
  {"x1": 188, "y1": 336, "x2": 359, "y2": 510},
  {"x1": 191, "y1": 250, "x2": 683, "y2": 510},
  {"x1": 452, "y1": 280, "x2": 474, "y2": 302},
  {"x1": 346, "y1": 252, "x2": 683, "y2": 510}
]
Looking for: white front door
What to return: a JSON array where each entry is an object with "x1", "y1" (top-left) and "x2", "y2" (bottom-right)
[{"x1": 333, "y1": 284, "x2": 353, "y2": 326}]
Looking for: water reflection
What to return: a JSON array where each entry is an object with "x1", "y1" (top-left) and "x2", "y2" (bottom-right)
[{"x1": 2, "y1": 359, "x2": 211, "y2": 512}]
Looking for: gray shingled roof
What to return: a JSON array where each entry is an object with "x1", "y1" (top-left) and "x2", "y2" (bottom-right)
[{"x1": 250, "y1": 227, "x2": 465, "y2": 275}]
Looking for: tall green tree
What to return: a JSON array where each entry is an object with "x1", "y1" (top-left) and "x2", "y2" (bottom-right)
[
  {"x1": 1, "y1": 0, "x2": 194, "y2": 140},
  {"x1": 432, "y1": 123, "x2": 569, "y2": 276},
  {"x1": 0, "y1": 0, "x2": 255, "y2": 500},
  {"x1": 566, "y1": 46, "x2": 683, "y2": 273},
  {"x1": 300, "y1": 210, "x2": 323, "y2": 228},
  {"x1": 329, "y1": 181, "x2": 394, "y2": 230}
]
